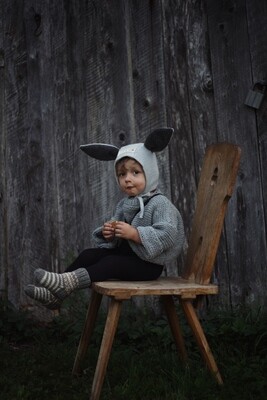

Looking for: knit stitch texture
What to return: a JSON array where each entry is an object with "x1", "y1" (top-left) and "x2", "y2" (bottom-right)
[{"x1": 93, "y1": 190, "x2": 184, "y2": 265}]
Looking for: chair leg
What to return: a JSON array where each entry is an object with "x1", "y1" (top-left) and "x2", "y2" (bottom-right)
[
  {"x1": 90, "y1": 298, "x2": 122, "y2": 400},
  {"x1": 162, "y1": 295, "x2": 188, "y2": 362},
  {"x1": 180, "y1": 299, "x2": 223, "y2": 385},
  {"x1": 72, "y1": 290, "x2": 103, "y2": 376}
]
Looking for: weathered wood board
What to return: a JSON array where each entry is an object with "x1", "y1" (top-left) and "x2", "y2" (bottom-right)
[{"x1": 0, "y1": 0, "x2": 266, "y2": 317}]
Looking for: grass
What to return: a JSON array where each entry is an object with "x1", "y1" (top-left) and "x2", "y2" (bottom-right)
[{"x1": 1, "y1": 295, "x2": 267, "y2": 400}]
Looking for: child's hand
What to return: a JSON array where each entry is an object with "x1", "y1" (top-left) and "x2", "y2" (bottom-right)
[
  {"x1": 102, "y1": 222, "x2": 116, "y2": 241},
  {"x1": 114, "y1": 221, "x2": 141, "y2": 243}
]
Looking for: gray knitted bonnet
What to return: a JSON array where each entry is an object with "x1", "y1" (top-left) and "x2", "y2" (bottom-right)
[{"x1": 80, "y1": 128, "x2": 173, "y2": 214}]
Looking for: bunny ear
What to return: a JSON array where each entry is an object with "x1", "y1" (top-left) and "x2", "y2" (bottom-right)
[
  {"x1": 80, "y1": 143, "x2": 119, "y2": 160},
  {"x1": 144, "y1": 128, "x2": 174, "y2": 152}
]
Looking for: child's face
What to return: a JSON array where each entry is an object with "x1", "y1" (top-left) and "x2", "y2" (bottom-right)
[{"x1": 116, "y1": 158, "x2": 146, "y2": 196}]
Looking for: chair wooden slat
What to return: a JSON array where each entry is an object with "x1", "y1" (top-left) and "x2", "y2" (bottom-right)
[{"x1": 183, "y1": 143, "x2": 241, "y2": 284}]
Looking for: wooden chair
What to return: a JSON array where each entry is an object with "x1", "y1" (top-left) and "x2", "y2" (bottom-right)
[{"x1": 72, "y1": 142, "x2": 241, "y2": 400}]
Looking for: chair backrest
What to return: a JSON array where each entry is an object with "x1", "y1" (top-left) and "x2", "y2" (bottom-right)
[{"x1": 182, "y1": 143, "x2": 241, "y2": 285}]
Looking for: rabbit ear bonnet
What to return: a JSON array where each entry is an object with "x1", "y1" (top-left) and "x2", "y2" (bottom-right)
[{"x1": 80, "y1": 128, "x2": 173, "y2": 194}]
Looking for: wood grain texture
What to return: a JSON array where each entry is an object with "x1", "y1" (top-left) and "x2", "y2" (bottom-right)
[
  {"x1": 92, "y1": 277, "x2": 218, "y2": 299},
  {"x1": 246, "y1": 0, "x2": 267, "y2": 265},
  {"x1": 183, "y1": 143, "x2": 241, "y2": 284},
  {"x1": 0, "y1": 0, "x2": 7, "y2": 300},
  {"x1": 207, "y1": 0, "x2": 267, "y2": 307},
  {"x1": 162, "y1": 0, "x2": 198, "y2": 241},
  {"x1": 0, "y1": 0, "x2": 266, "y2": 313},
  {"x1": 129, "y1": 0, "x2": 171, "y2": 196}
]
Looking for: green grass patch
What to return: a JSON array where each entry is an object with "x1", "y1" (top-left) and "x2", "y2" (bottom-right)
[{"x1": 1, "y1": 297, "x2": 267, "y2": 400}]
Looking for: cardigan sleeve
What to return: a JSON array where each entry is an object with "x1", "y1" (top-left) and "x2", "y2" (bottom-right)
[{"x1": 129, "y1": 196, "x2": 184, "y2": 263}]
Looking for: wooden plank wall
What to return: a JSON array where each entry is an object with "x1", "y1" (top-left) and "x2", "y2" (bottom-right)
[
  {"x1": 206, "y1": 0, "x2": 267, "y2": 307},
  {"x1": 0, "y1": 0, "x2": 266, "y2": 316}
]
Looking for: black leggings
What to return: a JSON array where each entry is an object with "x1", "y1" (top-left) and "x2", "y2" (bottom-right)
[{"x1": 65, "y1": 241, "x2": 163, "y2": 282}]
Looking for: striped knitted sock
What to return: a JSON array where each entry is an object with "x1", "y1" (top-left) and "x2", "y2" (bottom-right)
[
  {"x1": 25, "y1": 285, "x2": 61, "y2": 310},
  {"x1": 34, "y1": 268, "x2": 91, "y2": 301}
]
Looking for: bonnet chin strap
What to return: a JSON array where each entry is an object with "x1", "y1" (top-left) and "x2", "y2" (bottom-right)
[{"x1": 137, "y1": 196, "x2": 145, "y2": 219}]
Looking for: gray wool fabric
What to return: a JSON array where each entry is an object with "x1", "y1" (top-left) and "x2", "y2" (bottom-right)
[
  {"x1": 25, "y1": 284, "x2": 62, "y2": 310},
  {"x1": 34, "y1": 267, "x2": 91, "y2": 301},
  {"x1": 93, "y1": 190, "x2": 185, "y2": 266}
]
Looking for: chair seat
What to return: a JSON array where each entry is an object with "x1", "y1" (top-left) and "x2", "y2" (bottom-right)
[{"x1": 92, "y1": 276, "x2": 218, "y2": 300}]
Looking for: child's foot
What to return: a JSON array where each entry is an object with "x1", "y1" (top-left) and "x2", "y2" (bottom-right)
[
  {"x1": 34, "y1": 268, "x2": 91, "y2": 301},
  {"x1": 25, "y1": 285, "x2": 61, "y2": 310}
]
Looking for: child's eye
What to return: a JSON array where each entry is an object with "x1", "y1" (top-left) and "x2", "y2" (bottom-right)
[{"x1": 133, "y1": 170, "x2": 140, "y2": 175}]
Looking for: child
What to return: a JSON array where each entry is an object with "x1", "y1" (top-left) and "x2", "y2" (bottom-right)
[{"x1": 25, "y1": 128, "x2": 184, "y2": 309}]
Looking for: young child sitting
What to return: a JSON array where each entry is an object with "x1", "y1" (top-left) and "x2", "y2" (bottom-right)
[{"x1": 25, "y1": 128, "x2": 185, "y2": 309}]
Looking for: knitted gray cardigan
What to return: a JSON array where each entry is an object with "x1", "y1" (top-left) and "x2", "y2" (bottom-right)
[{"x1": 92, "y1": 190, "x2": 185, "y2": 266}]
